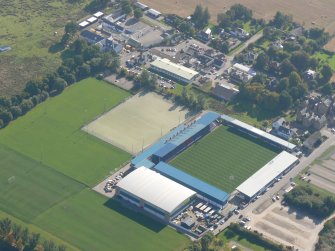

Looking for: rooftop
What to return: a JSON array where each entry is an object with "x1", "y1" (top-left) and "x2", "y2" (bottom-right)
[
  {"x1": 236, "y1": 151, "x2": 298, "y2": 198},
  {"x1": 154, "y1": 162, "x2": 229, "y2": 205},
  {"x1": 221, "y1": 114, "x2": 296, "y2": 150},
  {"x1": 150, "y1": 58, "x2": 199, "y2": 81},
  {"x1": 117, "y1": 167, "x2": 196, "y2": 214}
]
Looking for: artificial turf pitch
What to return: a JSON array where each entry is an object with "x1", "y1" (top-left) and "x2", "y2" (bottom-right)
[{"x1": 170, "y1": 126, "x2": 280, "y2": 192}]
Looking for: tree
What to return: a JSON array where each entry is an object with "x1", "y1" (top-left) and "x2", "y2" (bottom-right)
[
  {"x1": 25, "y1": 80, "x2": 41, "y2": 95},
  {"x1": 278, "y1": 77, "x2": 289, "y2": 92},
  {"x1": 321, "y1": 83, "x2": 332, "y2": 94},
  {"x1": 202, "y1": 7, "x2": 210, "y2": 27},
  {"x1": 54, "y1": 78, "x2": 67, "y2": 93},
  {"x1": 10, "y1": 106, "x2": 22, "y2": 119},
  {"x1": 189, "y1": 241, "x2": 201, "y2": 251},
  {"x1": 290, "y1": 51, "x2": 310, "y2": 72},
  {"x1": 20, "y1": 99, "x2": 34, "y2": 114},
  {"x1": 280, "y1": 59, "x2": 296, "y2": 76},
  {"x1": 229, "y1": 4, "x2": 252, "y2": 21},
  {"x1": 321, "y1": 64, "x2": 333, "y2": 83},
  {"x1": 134, "y1": 8, "x2": 143, "y2": 19},
  {"x1": 64, "y1": 21, "x2": 78, "y2": 36},
  {"x1": 192, "y1": 5, "x2": 203, "y2": 23},
  {"x1": 279, "y1": 91, "x2": 293, "y2": 110},
  {"x1": 0, "y1": 218, "x2": 12, "y2": 237},
  {"x1": 121, "y1": 0, "x2": 132, "y2": 16},
  {"x1": 27, "y1": 233, "x2": 40, "y2": 250},
  {"x1": 200, "y1": 233, "x2": 214, "y2": 251},
  {"x1": 289, "y1": 71, "x2": 302, "y2": 87},
  {"x1": 254, "y1": 52, "x2": 269, "y2": 71},
  {"x1": 0, "y1": 111, "x2": 13, "y2": 125},
  {"x1": 271, "y1": 11, "x2": 292, "y2": 28}
]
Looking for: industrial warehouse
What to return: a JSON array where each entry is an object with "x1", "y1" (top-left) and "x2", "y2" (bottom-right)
[{"x1": 114, "y1": 111, "x2": 299, "y2": 236}]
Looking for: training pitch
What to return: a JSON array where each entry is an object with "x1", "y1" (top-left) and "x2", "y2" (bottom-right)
[
  {"x1": 83, "y1": 92, "x2": 189, "y2": 154},
  {"x1": 170, "y1": 126, "x2": 280, "y2": 192}
]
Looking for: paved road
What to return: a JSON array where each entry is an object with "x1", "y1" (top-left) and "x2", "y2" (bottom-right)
[{"x1": 214, "y1": 129, "x2": 335, "y2": 235}]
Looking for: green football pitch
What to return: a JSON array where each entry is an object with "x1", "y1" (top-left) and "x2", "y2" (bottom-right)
[
  {"x1": 0, "y1": 144, "x2": 84, "y2": 222},
  {"x1": 0, "y1": 78, "x2": 131, "y2": 186},
  {"x1": 0, "y1": 78, "x2": 189, "y2": 251},
  {"x1": 33, "y1": 190, "x2": 188, "y2": 251},
  {"x1": 170, "y1": 126, "x2": 280, "y2": 192}
]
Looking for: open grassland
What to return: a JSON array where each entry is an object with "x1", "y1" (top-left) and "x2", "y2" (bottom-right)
[
  {"x1": 83, "y1": 92, "x2": 189, "y2": 154},
  {"x1": 0, "y1": 210, "x2": 79, "y2": 251},
  {"x1": 0, "y1": 78, "x2": 131, "y2": 186},
  {"x1": 0, "y1": 0, "x2": 89, "y2": 95},
  {"x1": 142, "y1": 0, "x2": 335, "y2": 34},
  {"x1": 170, "y1": 126, "x2": 279, "y2": 192},
  {"x1": 0, "y1": 144, "x2": 84, "y2": 222},
  {"x1": 33, "y1": 190, "x2": 188, "y2": 251}
]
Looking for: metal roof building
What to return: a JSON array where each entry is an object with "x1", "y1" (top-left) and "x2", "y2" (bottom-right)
[
  {"x1": 116, "y1": 167, "x2": 196, "y2": 220},
  {"x1": 236, "y1": 151, "x2": 298, "y2": 199},
  {"x1": 131, "y1": 111, "x2": 220, "y2": 168},
  {"x1": 150, "y1": 58, "x2": 199, "y2": 83},
  {"x1": 154, "y1": 162, "x2": 229, "y2": 208},
  {"x1": 221, "y1": 114, "x2": 296, "y2": 151}
]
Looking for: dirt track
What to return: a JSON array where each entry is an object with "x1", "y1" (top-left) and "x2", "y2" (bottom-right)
[{"x1": 141, "y1": 0, "x2": 335, "y2": 34}]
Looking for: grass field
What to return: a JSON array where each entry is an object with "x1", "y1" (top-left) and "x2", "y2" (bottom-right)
[
  {"x1": 170, "y1": 126, "x2": 279, "y2": 192},
  {"x1": 314, "y1": 52, "x2": 335, "y2": 71},
  {"x1": 83, "y1": 92, "x2": 189, "y2": 154},
  {"x1": 33, "y1": 190, "x2": 188, "y2": 251},
  {"x1": 0, "y1": 144, "x2": 84, "y2": 222},
  {"x1": 141, "y1": 0, "x2": 335, "y2": 34},
  {"x1": 0, "y1": 0, "x2": 90, "y2": 95},
  {"x1": 0, "y1": 210, "x2": 79, "y2": 251},
  {"x1": 0, "y1": 78, "x2": 131, "y2": 186},
  {"x1": 0, "y1": 78, "x2": 190, "y2": 251}
]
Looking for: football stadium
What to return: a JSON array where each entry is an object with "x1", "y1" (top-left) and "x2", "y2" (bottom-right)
[{"x1": 115, "y1": 111, "x2": 299, "y2": 236}]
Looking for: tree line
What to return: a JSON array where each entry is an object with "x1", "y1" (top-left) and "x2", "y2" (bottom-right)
[
  {"x1": 0, "y1": 32, "x2": 120, "y2": 129},
  {"x1": 0, "y1": 217, "x2": 66, "y2": 251},
  {"x1": 284, "y1": 186, "x2": 335, "y2": 219}
]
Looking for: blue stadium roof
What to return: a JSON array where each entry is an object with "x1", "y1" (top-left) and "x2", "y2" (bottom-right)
[
  {"x1": 153, "y1": 142, "x2": 177, "y2": 158},
  {"x1": 154, "y1": 162, "x2": 229, "y2": 206},
  {"x1": 131, "y1": 111, "x2": 221, "y2": 168}
]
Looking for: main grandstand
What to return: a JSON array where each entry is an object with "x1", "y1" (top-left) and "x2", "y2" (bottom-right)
[{"x1": 122, "y1": 112, "x2": 298, "y2": 224}]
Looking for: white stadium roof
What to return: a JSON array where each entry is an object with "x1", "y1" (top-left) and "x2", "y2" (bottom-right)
[
  {"x1": 94, "y1": 11, "x2": 104, "y2": 18},
  {"x1": 79, "y1": 21, "x2": 89, "y2": 28},
  {"x1": 117, "y1": 167, "x2": 196, "y2": 214},
  {"x1": 221, "y1": 115, "x2": 296, "y2": 150},
  {"x1": 87, "y1": 16, "x2": 98, "y2": 23},
  {"x1": 236, "y1": 151, "x2": 298, "y2": 198},
  {"x1": 151, "y1": 58, "x2": 199, "y2": 81}
]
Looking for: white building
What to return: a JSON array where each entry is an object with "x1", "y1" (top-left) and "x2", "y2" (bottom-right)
[
  {"x1": 236, "y1": 151, "x2": 299, "y2": 200},
  {"x1": 150, "y1": 58, "x2": 199, "y2": 84},
  {"x1": 116, "y1": 167, "x2": 196, "y2": 221}
]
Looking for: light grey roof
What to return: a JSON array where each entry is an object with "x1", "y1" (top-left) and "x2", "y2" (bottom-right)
[
  {"x1": 237, "y1": 151, "x2": 298, "y2": 198},
  {"x1": 221, "y1": 115, "x2": 296, "y2": 150},
  {"x1": 151, "y1": 58, "x2": 198, "y2": 81},
  {"x1": 147, "y1": 8, "x2": 161, "y2": 16},
  {"x1": 117, "y1": 167, "x2": 196, "y2": 214}
]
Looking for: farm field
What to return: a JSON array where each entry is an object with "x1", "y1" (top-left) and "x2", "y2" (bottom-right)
[
  {"x1": 0, "y1": 144, "x2": 84, "y2": 222},
  {"x1": 0, "y1": 78, "x2": 131, "y2": 186},
  {"x1": 0, "y1": 0, "x2": 89, "y2": 95},
  {"x1": 33, "y1": 190, "x2": 189, "y2": 251},
  {"x1": 83, "y1": 92, "x2": 189, "y2": 154},
  {"x1": 170, "y1": 126, "x2": 279, "y2": 192},
  {"x1": 141, "y1": 0, "x2": 335, "y2": 34}
]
